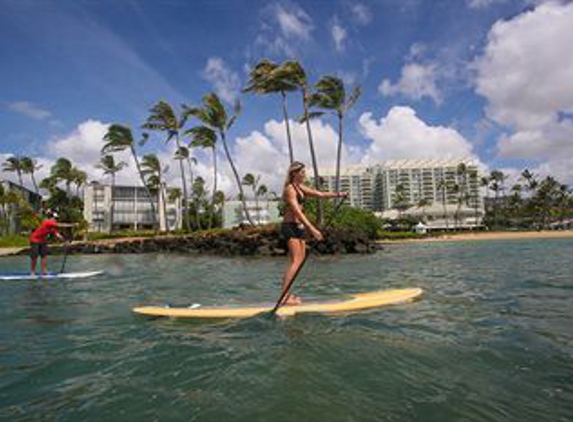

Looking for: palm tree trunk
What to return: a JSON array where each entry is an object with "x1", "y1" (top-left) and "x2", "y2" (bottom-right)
[
  {"x1": 335, "y1": 114, "x2": 343, "y2": 194},
  {"x1": 30, "y1": 172, "x2": 39, "y2": 194},
  {"x1": 185, "y1": 156, "x2": 200, "y2": 231},
  {"x1": 17, "y1": 171, "x2": 23, "y2": 187},
  {"x1": 161, "y1": 180, "x2": 169, "y2": 233},
  {"x1": 220, "y1": 132, "x2": 254, "y2": 225},
  {"x1": 110, "y1": 174, "x2": 115, "y2": 233},
  {"x1": 130, "y1": 145, "x2": 158, "y2": 230},
  {"x1": 175, "y1": 135, "x2": 190, "y2": 232},
  {"x1": 302, "y1": 91, "x2": 324, "y2": 225},
  {"x1": 209, "y1": 148, "x2": 217, "y2": 230},
  {"x1": 281, "y1": 91, "x2": 294, "y2": 164}
]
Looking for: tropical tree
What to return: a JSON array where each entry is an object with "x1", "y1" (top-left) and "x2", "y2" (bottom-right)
[
  {"x1": 51, "y1": 158, "x2": 74, "y2": 196},
  {"x1": 242, "y1": 173, "x2": 262, "y2": 224},
  {"x1": 183, "y1": 93, "x2": 254, "y2": 225},
  {"x1": 20, "y1": 157, "x2": 42, "y2": 194},
  {"x1": 141, "y1": 154, "x2": 170, "y2": 232},
  {"x1": 102, "y1": 124, "x2": 158, "y2": 229},
  {"x1": 142, "y1": 101, "x2": 191, "y2": 231},
  {"x1": 70, "y1": 167, "x2": 87, "y2": 198},
  {"x1": 273, "y1": 60, "x2": 324, "y2": 223},
  {"x1": 309, "y1": 75, "x2": 361, "y2": 193},
  {"x1": 95, "y1": 155, "x2": 127, "y2": 232},
  {"x1": 191, "y1": 176, "x2": 207, "y2": 230},
  {"x1": 416, "y1": 197, "x2": 431, "y2": 223},
  {"x1": 244, "y1": 59, "x2": 298, "y2": 163},
  {"x1": 186, "y1": 126, "x2": 218, "y2": 229},
  {"x1": 2, "y1": 156, "x2": 24, "y2": 186},
  {"x1": 436, "y1": 178, "x2": 449, "y2": 229}
]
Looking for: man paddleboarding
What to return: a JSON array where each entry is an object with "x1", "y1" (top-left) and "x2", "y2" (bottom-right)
[
  {"x1": 280, "y1": 162, "x2": 347, "y2": 305},
  {"x1": 29, "y1": 212, "x2": 73, "y2": 276}
]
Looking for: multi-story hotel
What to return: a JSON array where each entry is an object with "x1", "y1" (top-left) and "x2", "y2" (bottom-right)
[
  {"x1": 83, "y1": 182, "x2": 182, "y2": 232},
  {"x1": 0, "y1": 179, "x2": 42, "y2": 234},
  {"x1": 319, "y1": 158, "x2": 484, "y2": 229}
]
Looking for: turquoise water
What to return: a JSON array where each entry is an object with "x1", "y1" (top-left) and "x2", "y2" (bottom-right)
[{"x1": 0, "y1": 239, "x2": 572, "y2": 421}]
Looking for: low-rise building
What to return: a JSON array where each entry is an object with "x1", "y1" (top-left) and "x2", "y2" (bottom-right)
[
  {"x1": 222, "y1": 200, "x2": 281, "y2": 229},
  {"x1": 83, "y1": 182, "x2": 182, "y2": 232}
]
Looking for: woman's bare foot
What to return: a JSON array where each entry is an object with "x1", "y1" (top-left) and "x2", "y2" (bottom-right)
[{"x1": 282, "y1": 294, "x2": 302, "y2": 306}]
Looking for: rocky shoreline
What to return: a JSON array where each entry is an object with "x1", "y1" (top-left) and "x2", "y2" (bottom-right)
[{"x1": 12, "y1": 226, "x2": 376, "y2": 257}]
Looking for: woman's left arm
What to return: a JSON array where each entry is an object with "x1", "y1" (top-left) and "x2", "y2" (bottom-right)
[{"x1": 299, "y1": 184, "x2": 347, "y2": 199}]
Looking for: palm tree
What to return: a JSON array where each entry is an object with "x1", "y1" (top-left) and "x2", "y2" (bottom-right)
[
  {"x1": 70, "y1": 167, "x2": 87, "y2": 198},
  {"x1": 244, "y1": 59, "x2": 298, "y2": 163},
  {"x1": 309, "y1": 76, "x2": 361, "y2": 193},
  {"x1": 141, "y1": 154, "x2": 169, "y2": 232},
  {"x1": 142, "y1": 101, "x2": 191, "y2": 231},
  {"x1": 183, "y1": 93, "x2": 254, "y2": 225},
  {"x1": 2, "y1": 156, "x2": 24, "y2": 186},
  {"x1": 20, "y1": 157, "x2": 42, "y2": 194},
  {"x1": 186, "y1": 126, "x2": 218, "y2": 229},
  {"x1": 242, "y1": 173, "x2": 262, "y2": 224},
  {"x1": 436, "y1": 178, "x2": 449, "y2": 230},
  {"x1": 416, "y1": 197, "x2": 431, "y2": 223},
  {"x1": 191, "y1": 176, "x2": 207, "y2": 230},
  {"x1": 51, "y1": 158, "x2": 74, "y2": 196},
  {"x1": 96, "y1": 155, "x2": 127, "y2": 233},
  {"x1": 273, "y1": 60, "x2": 324, "y2": 223},
  {"x1": 102, "y1": 124, "x2": 158, "y2": 229}
]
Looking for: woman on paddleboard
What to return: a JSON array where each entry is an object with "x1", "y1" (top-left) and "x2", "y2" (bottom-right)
[{"x1": 280, "y1": 162, "x2": 347, "y2": 305}]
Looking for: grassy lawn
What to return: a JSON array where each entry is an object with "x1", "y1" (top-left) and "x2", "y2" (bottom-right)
[{"x1": 0, "y1": 235, "x2": 29, "y2": 248}]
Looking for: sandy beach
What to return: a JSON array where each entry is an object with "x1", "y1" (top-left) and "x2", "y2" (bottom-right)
[{"x1": 378, "y1": 230, "x2": 573, "y2": 244}]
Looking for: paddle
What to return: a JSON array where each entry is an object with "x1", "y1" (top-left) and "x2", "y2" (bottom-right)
[
  {"x1": 58, "y1": 239, "x2": 70, "y2": 274},
  {"x1": 271, "y1": 196, "x2": 347, "y2": 314}
]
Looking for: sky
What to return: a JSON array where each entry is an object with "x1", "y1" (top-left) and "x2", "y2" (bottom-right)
[{"x1": 1, "y1": 0, "x2": 572, "y2": 196}]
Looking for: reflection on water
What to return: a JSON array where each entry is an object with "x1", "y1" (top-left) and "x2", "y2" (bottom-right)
[{"x1": 1, "y1": 239, "x2": 572, "y2": 421}]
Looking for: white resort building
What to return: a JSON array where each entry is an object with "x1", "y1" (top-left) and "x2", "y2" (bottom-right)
[
  {"x1": 83, "y1": 182, "x2": 182, "y2": 232},
  {"x1": 319, "y1": 158, "x2": 484, "y2": 230}
]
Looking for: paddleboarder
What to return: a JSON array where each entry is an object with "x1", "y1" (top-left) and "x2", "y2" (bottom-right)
[
  {"x1": 280, "y1": 161, "x2": 347, "y2": 305},
  {"x1": 29, "y1": 212, "x2": 73, "y2": 276}
]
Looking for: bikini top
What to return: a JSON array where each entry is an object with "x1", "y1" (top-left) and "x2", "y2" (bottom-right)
[{"x1": 291, "y1": 183, "x2": 306, "y2": 206}]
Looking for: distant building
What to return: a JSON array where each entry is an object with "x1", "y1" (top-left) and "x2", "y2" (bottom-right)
[
  {"x1": 222, "y1": 200, "x2": 281, "y2": 229},
  {"x1": 83, "y1": 182, "x2": 182, "y2": 232},
  {"x1": 0, "y1": 179, "x2": 42, "y2": 234},
  {"x1": 319, "y1": 158, "x2": 485, "y2": 229}
]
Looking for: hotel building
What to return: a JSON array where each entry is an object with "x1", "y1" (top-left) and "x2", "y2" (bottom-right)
[{"x1": 83, "y1": 182, "x2": 182, "y2": 232}]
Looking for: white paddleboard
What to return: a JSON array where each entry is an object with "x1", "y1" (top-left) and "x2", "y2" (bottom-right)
[{"x1": 0, "y1": 270, "x2": 104, "y2": 281}]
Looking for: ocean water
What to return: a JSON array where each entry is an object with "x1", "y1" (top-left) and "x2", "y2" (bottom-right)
[{"x1": 0, "y1": 239, "x2": 572, "y2": 421}]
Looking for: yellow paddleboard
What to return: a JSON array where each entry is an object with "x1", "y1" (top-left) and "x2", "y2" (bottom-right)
[{"x1": 132, "y1": 288, "x2": 423, "y2": 319}]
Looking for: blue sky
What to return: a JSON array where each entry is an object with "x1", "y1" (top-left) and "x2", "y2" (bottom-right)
[{"x1": 1, "y1": 0, "x2": 572, "y2": 192}]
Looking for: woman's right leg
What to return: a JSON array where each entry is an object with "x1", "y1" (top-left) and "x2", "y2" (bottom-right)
[{"x1": 280, "y1": 238, "x2": 306, "y2": 305}]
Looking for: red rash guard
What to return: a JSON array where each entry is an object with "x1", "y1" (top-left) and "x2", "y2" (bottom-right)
[{"x1": 29, "y1": 219, "x2": 60, "y2": 243}]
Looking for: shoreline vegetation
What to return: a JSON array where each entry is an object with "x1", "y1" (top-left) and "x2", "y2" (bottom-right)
[{"x1": 2, "y1": 229, "x2": 573, "y2": 257}]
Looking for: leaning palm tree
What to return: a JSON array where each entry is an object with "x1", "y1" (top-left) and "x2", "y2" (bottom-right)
[
  {"x1": 141, "y1": 154, "x2": 169, "y2": 232},
  {"x1": 273, "y1": 60, "x2": 323, "y2": 223},
  {"x1": 96, "y1": 155, "x2": 127, "y2": 233},
  {"x1": 242, "y1": 173, "x2": 261, "y2": 224},
  {"x1": 309, "y1": 76, "x2": 361, "y2": 193},
  {"x1": 2, "y1": 156, "x2": 24, "y2": 186},
  {"x1": 51, "y1": 158, "x2": 74, "y2": 196},
  {"x1": 436, "y1": 178, "x2": 449, "y2": 230},
  {"x1": 183, "y1": 93, "x2": 254, "y2": 225},
  {"x1": 244, "y1": 59, "x2": 298, "y2": 163},
  {"x1": 142, "y1": 101, "x2": 191, "y2": 231},
  {"x1": 102, "y1": 124, "x2": 158, "y2": 229},
  {"x1": 20, "y1": 157, "x2": 41, "y2": 194},
  {"x1": 186, "y1": 126, "x2": 218, "y2": 229},
  {"x1": 70, "y1": 167, "x2": 87, "y2": 198}
]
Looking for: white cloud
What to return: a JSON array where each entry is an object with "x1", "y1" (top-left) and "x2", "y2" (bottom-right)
[
  {"x1": 251, "y1": 3, "x2": 314, "y2": 58},
  {"x1": 275, "y1": 4, "x2": 313, "y2": 40},
  {"x1": 474, "y1": 1, "x2": 573, "y2": 182},
  {"x1": 467, "y1": 0, "x2": 507, "y2": 9},
  {"x1": 379, "y1": 63, "x2": 441, "y2": 103},
  {"x1": 202, "y1": 57, "x2": 241, "y2": 104},
  {"x1": 350, "y1": 3, "x2": 372, "y2": 25},
  {"x1": 358, "y1": 106, "x2": 477, "y2": 164},
  {"x1": 331, "y1": 19, "x2": 347, "y2": 52},
  {"x1": 7, "y1": 101, "x2": 52, "y2": 120}
]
